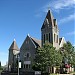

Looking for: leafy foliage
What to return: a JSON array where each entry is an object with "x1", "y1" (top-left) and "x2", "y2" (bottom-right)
[
  {"x1": 32, "y1": 43, "x2": 62, "y2": 72},
  {"x1": 32, "y1": 41, "x2": 75, "y2": 72},
  {"x1": 0, "y1": 62, "x2": 1, "y2": 67},
  {"x1": 60, "y1": 41, "x2": 75, "y2": 66}
]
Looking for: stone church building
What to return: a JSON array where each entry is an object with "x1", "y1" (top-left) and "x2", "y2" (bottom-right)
[{"x1": 8, "y1": 9, "x2": 66, "y2": 72}]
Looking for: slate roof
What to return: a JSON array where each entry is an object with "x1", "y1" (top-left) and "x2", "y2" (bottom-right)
[
  {"x1": 31, "y1": 37, "x2": 41, "y2": 47},
  {"x1": 9, "y1": 39, "x2": 19, "y2": 50},
  {"x1": 41, "y1": 9, "x2": 54, "y2": 29},
  {"x1": 26, "y1": 34, "x2": 41, "y2": 47}
]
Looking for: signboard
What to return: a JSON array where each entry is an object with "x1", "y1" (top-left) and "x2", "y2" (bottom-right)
[
  {"x1": 24, "y1": 61, "x2": 31, "y2": 64},
  {"x1": 9, "y1": 65, "x2": 11, "y2": 71},
  {"x1": 19, "y1": 62, "x2": 21, "y2": 68},
  {"x1": 35, "y1": 71, "x2": 41, "y2": 75}
]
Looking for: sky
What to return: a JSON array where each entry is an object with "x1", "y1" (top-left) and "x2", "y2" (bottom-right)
[{"x1": 0, "y1": 0, "x2": 75, "y2": 66}]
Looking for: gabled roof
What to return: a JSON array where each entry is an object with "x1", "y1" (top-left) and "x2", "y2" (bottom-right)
[
  {"x1": 31, "y1": 37, "x2": 41, "y2": 47},
  {"x1": 9, "y1": 39, "x2": 19, "y2": 50},
  {"x1": 27, "y1": 34, "x2": 41, "y2": 47},
  {"x1": 59, "y1": 37, "x2": 66, "y2": 48},
  {"x1": 41, "y1": 9, "x2": 54, "y2": 29},
  {"x1": 20, "y1": 35, "x2": 41, "y2": 49}
]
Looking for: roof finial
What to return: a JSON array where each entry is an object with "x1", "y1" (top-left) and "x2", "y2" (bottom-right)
[
  {"x1": 14, "y1": 39, "x2": 16, "y2": 41},
  {"x1": 28, "y1": 33, "x2": 29, "y2": 36}
]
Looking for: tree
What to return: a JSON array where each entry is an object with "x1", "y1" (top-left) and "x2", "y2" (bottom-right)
[
  {"x1": 60, "y1": 41, "x2": 75, "y2": 67},
  {"x1": 32, "y1": 43, "x2": 62, "y2": 73},
  {"x1": 0, "y1": 61, "x2": 3, "y2": 70},
  {"x1": 0, "y1": 61, "x2": 1, "y2": 68}
]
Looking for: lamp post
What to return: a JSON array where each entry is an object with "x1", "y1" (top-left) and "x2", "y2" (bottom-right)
[
  {"x1": 13, "y1": 50, "x2": 20, "y2": 75},
  {"x1": 17, "y1": 54, "x2": 19, "y2": 75}
]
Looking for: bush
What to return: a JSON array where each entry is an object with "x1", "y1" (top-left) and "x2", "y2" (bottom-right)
[{"x1": 0, "y1": 67, "x2": 3, "y2": 70}]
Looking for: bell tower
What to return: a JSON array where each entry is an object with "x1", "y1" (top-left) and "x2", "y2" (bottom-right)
[
  {"x1": 8, "y1": 39, "x2": 19, "y2": 71},
  {"x1": 41, "y1": 9, "x2": 59, "y2": 49}
]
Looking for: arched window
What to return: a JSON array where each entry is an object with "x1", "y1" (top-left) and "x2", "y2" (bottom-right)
[
  {"x1": 56, "y1": 35, "x2": 58, "y2": 43},
  {"x1": 49, "y1": 33, "x2": 50, "y2": 42},
  {"x1": 54, "y1": 34, "x2": 55, "y2": 42},
  {"x1": 46, "y1": 34, "x2": 48, "y2": 41},
  {"x1": 27, "y1": 53, "x2": 29, "y2": 58},
  {"x1": 26, "y1": 52, "x2": 31, "y2": 58},
  {"x1": 44, "y1": 34, "x2": 45, "y2": 43},
  {"x1": 24, "y1": 52, "x2": 31, "y2": 58}
]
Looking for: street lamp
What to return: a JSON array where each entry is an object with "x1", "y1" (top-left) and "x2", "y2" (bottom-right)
[
  {"x1": 13, "y1": 50, "x2": 20, "y2": 75},
  {"x1": 16, "y1": 54, "x2": 21, "y2": 75},
  {"x1": 17, "y1": 54, "x2": 19, "y2": 75}
]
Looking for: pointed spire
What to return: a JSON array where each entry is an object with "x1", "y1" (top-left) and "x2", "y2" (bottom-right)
[
  {"x1": 9, "y1": 39, "x2": 19, "y2": 50},
  {"x1": 14, "y1": 39, "x2": 16, "y2": 41},
  {"x1": 41, "y1": 8, "x2": 54, "y2": 29},
  {"x1": 27, "y1": 33, "x2": 29, "y2": 36},
  {"x1": 46, "y1": 9, "x2": 53, "y2": 20}
]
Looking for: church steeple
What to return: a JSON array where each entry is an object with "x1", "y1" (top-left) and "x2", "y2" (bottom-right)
[
  {"x1": 8, "y1": 39, "x2": 19, "y2": 71},
  {"x1": 41, "y1": 9, "x2": 59, "y2": 49},
  {"x1": 41, "y1": 9, "x2": 54, "y2": 30}
]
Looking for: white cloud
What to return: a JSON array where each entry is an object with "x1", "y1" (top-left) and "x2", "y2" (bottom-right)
[
  {"x1": 63, "y1": 31, "x2": 75, "y2": 37},
  {"x1": 66, "y1": 31, "x2": 75, "y2": 35},
  {"x1": 43, "y1": 0, "x2": 75, "y2": 12},
  {"x1": 35, "y1": 0, "x2": 75, "y2": 18},
  {"x1": 58, "y1": 14, "x2": 75, "y2": 24}
]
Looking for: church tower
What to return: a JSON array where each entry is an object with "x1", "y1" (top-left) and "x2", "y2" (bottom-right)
[
  {"x1": 8, "y1": 39, "x2": 19, "y2": 71},
  {"x1": 41, "y1": 9, "x2": 59, "y2": 49}
]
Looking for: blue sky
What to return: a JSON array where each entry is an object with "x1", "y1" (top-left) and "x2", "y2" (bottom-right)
[{"x1": 0, "y1": 0, "x2": 75, "y2": 66}]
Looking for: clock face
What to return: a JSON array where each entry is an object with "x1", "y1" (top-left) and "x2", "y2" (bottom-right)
[{"x1": 13, "y1": 50, "x2": 19, "y2": 55}]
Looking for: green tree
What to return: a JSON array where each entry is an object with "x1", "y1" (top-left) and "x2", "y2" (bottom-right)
[
  {"x1": 0, "y1": 61, "x2": 1, "y2": 68},
  {"x1": 60, "y1": 41, "x2": 75, "y2": 66},
  {"x1": 0, "y1": 61, "x2": 3, "y2": 70},
  {"x1": 32, "y1": 43, "x2": 62, "y2": 73}
]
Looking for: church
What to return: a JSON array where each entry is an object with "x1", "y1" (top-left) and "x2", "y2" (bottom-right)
[{"x1": 8, "y1": 9, "x2": 66, "y2": 72}]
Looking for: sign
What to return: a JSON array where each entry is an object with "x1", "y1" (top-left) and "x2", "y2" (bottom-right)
[
  {"x1": 19, "y1": 62, "x2": 21, "y2": 68},
  {"x1": 35, "y1": 71, "x2": 41, "y2": 74},
  {"x1": 24, "y1": 61, "x2": 31, "y2": 64},
  {"x1": 9, "y1": 65, "x2": 11, "y2": 71}
]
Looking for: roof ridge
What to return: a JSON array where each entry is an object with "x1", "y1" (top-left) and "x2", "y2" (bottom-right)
[
  {"x1": 31, "y1": 37, "x2": 41, "y2": 41},
  {"x1": 31, "y1": 37, "x2": 41, "y2": 47}
]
